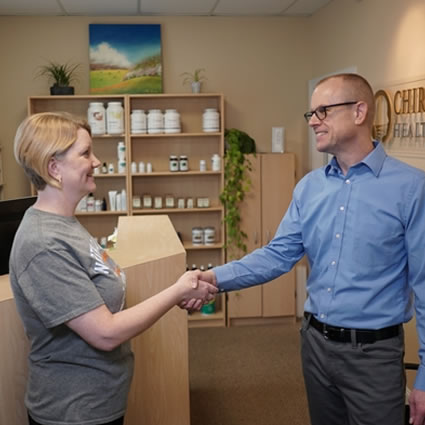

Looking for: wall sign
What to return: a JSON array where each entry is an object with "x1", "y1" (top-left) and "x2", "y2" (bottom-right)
[
  {"x1": 373, "y1": 77, "x2": 425, "y2": 169},
  {"x1": 373, "y1": 83, "x2": 425, "y2": 143}
]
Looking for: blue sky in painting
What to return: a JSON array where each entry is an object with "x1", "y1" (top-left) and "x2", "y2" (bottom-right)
[{"x1": 89, "y1": 24, "x2": 161, "y2": 68}]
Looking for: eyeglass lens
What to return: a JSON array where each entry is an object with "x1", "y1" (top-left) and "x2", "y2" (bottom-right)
[{"x1": 304, "y1": 101, "x2": 358, "y2": 123}]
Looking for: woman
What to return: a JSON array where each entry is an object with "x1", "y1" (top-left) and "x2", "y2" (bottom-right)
[{"x1": 9, "y1": 112, "x2": 217, "y2": 425}]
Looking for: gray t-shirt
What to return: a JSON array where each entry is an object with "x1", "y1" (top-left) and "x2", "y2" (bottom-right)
[{"x1": 9, "y1": 207, "x2": 134, "y2": 425}]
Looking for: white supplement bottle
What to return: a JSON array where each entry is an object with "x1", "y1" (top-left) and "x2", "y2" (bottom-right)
[
  {"x1": 211, "y1": 154, "x2": 221, "y2": 171},
  {"x1": 106, "y1": 102, "x2": 124, "y2": 135},
  {"x1": 204, "y1": 227, "x2": 216, "y2": 245},
  {"x1": 202, "y1": 108, "x2": 220, "y2": 132},
  {"x1": 87, "y1": 102, "x2": 106, "y2": 135},
  {"x1": 117, "y1": 141, "x2": 125, "y2": 160},
  {"x1": 164, "y1": 109, "x2": 181, "y2": 133},
  {"x1": 147, "y1": 109, "x2": 163, "y2": 134},
  {"x1": 131, "y1": 109, "x2": 147, "y2": 134}
]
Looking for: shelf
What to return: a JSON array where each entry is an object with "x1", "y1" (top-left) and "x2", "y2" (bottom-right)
[
  {"x1": 183, "y1": 242, "x2": 223, "y2": 251},
  {"x1": 131, "y1": 171, "x2": 221, "y2": 177},
  {"x1": 92, "y1": 134, "x2": 126, "y2": 139},
  {"x1": 187, "y1": 309, "x2": 226, "y2": 328},
  {"x1": 133, "y1": 207, "x2": 223, "y2": 215},
  {"x1": 76, "y1": 211, "x2": 128, "y2": 216},
  {"x1": 28, "y1": 95, "x2": 126, "y2": 100},
  {"x1": 95, "y1": 173, "x2": 126, "y2": 178},
  {"x1": 188, "y1": 310, "x2": 225, "y2": 320},
  {"x1": 130, "y1": 132, "x2": 221, "y2": 138}
]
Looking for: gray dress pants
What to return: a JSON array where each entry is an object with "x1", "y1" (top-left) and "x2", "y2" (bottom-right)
[{"x1": 300, "y1": 317, "x2": 405, "y2": 425}]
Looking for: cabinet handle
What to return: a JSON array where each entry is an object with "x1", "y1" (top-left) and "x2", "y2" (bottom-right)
[
  {"x1": 266, "y1": 230, "x2": 271, "y2": 243},
  {"x1": 254, "y1": 231, "x2": 258, "y2": 245}
]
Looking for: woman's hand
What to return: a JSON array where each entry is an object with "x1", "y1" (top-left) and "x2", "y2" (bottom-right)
[{"x1": 175, "y1": 270, "x2": 218, "y2": 311}]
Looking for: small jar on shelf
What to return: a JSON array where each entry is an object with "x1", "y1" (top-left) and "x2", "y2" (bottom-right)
[
  {"x1": 179, "y1": 155, "x2": 188, "y2": 171},
  {"x1": 169, "y1": 155, "x2": 179, "y2": 172},
  {"x1": 143, "y1": 194, "x2": 153, "y2": 209},
  {"x1": 154, "y1": 196, "x2": 163, "y2": 209},
  {"x1": 165, "y1": 195, "x2": 175, "y2": 208},
  {"x1": 132, "y1": 196, "x2": 141, "y2": 209}
]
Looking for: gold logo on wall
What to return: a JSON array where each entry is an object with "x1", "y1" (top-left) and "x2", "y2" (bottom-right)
[
  {"x1": 372, "y1": 89, "x2": 393, "y2": 143},
  {"x1": 373, "y1": 85, "x2": 425, "y2": 143}
]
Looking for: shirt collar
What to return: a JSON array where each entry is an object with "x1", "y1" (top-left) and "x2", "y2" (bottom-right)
[{"x1": 324, "y1": 141, "x2": 386, "y2": 177}]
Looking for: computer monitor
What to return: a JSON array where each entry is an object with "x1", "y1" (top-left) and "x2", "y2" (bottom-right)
[{"x1": 0, "y1": 196, "x2": 37, "y2": 275}]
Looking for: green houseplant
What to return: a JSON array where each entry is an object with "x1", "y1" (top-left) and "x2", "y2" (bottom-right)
[
  {"x1": 36, "y1": 61, "x2": 80, "y2": 95},
  {"x1": 180, "y1": 68, "x2": 207, "y2": 93},
  {"x1": 220, "y1": 128, "x2": 256, "y2": 260}
]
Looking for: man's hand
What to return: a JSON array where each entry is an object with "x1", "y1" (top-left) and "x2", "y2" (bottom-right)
[
  {"x1": 408, "y1": 388, "x2": 425, "y2": 424},
  {"x1": 179, "y1": 270, "x2": 217, "y2": 311}
]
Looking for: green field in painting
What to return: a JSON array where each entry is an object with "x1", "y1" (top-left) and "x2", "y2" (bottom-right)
[{"x1": 90, "y1": 69, "x2": 162, "y2": 94}]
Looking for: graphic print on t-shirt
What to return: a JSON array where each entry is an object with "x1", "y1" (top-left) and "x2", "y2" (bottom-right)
[{"x1": 89, "y1": 237, "x2": 126, "y2": 309}]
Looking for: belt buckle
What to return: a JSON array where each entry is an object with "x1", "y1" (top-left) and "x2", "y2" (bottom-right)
[{"x1": 323, "y1": 324, "x2": 329, "y2": 340}]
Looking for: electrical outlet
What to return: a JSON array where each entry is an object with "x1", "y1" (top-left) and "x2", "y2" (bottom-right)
[{"x1": 272, "y1": 127, "x2": 285, "y2": 152}]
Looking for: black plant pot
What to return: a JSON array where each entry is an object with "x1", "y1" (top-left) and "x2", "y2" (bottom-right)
[{"x1": 50, "y1": 86, "x2": 74, "y2": 96}]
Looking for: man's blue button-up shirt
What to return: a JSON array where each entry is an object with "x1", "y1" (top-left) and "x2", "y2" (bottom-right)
[{"x1": 215, "y1": 142, "x2": 425, "y2": 389}]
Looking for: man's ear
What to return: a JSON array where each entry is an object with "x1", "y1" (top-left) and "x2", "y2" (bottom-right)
[{"x1": 354, "y1": 101, "x2": 368, "y2": 125}]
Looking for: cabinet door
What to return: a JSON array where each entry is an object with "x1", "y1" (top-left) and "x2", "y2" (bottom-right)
[
  {"x1": 227, "y1": 155, "x2": 262, "y2": 318},
  {"x1": 261, "y1": 154, "x2": 296, "y2": 317}
]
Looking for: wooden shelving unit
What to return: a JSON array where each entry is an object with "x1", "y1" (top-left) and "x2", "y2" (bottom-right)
[{"x1": 28, "y1": 94, "x2": 226, "y2": 327}]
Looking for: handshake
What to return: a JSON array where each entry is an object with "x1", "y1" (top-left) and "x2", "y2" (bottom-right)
[{"x1": 176, "y1": 269, "x2": 218, "y2": 311}]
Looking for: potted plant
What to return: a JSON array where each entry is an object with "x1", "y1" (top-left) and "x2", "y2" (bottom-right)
[
  {"x1": 36, "y1": 61, "x2": 80, "y2": 95},
  {"x1": 220, "y1": 128, "x2": 256, "y2": 260},
  {"x1": 180, "y1": 68, "x2": 207, "y2": 93}
]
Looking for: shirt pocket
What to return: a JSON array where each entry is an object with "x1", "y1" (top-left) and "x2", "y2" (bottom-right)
[{"x1": 352, "y1": 214, "x2": 404, "y2": 267}]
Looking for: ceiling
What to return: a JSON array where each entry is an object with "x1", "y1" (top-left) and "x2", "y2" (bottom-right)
[{"x1": 0, "y1": 0, "x2": 334, "y2": 17}]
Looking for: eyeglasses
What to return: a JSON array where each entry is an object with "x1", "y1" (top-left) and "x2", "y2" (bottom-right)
[{"x1": 304, "y1": 101, "x2": 358, "y2": 123}]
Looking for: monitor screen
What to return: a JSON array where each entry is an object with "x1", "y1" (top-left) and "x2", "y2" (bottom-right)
[{"x1": 0, "y1": 196, "x2": 37, "y2": 276}]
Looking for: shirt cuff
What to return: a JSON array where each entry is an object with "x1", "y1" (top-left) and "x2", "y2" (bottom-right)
[
  {"x1": 414, "y1": 364, "x2": 425, "y2": 391},
  {"x1": 213, "y1": 264, "x2": 229, "y2": 292}
]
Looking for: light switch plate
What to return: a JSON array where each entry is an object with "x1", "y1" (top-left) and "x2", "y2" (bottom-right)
[{"x1": 272, "y1": 127, "x2": 285, "y2": 152}]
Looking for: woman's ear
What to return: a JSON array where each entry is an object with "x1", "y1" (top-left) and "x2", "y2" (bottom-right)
[
  {"x1": 354, "y1": 101, "x2": 368, "y2": 125},
  {"x1": 48, "y1": 156, "x2": 62, "y2": 184}
]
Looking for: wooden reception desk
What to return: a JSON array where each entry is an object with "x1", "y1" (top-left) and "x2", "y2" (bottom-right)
[
  {"x1": 0, "y1": 215, "x2": 190, "y2": 425},
  {"x1": 0, "y1": 272, "x2": 29, "y2": 425}
]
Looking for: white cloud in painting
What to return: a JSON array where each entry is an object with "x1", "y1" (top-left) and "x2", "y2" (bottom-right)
[{"x1": 90, "y1": 42, "x2": 132, "y2": 68}]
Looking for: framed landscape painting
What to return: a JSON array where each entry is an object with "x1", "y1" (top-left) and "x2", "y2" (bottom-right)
[{"x1": 89, "y1": 24, "x2": 162, "y2": 94}]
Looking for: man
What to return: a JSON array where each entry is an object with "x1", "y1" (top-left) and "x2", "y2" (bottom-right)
[{"x1": 186, "y1": 74, "x2": 425, "y2": 425}]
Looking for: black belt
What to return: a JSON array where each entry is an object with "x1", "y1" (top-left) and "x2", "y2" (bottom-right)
[{"x1": 304, "y1": 313, "x2": 400, "y2": 344}]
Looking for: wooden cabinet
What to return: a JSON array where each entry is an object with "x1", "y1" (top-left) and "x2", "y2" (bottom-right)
[
  {"x1": 227, "y1": 153, "x2": 296, "y2": 326},
  {"x1": 28, "y1": 94, "x2": 226, "y2": 327}
]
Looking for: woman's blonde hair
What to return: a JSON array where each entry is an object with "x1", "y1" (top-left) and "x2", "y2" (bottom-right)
[{"x1": 14, "y1": 112, "x2": 91, "y2": 190}]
